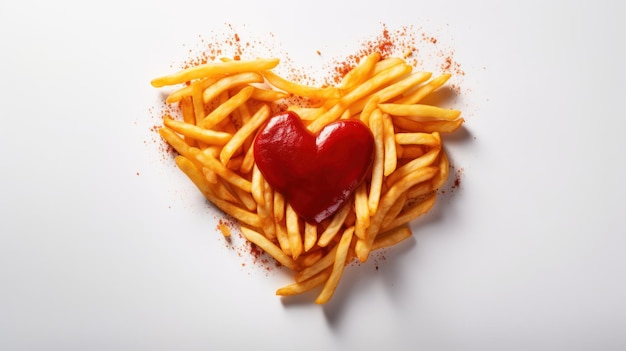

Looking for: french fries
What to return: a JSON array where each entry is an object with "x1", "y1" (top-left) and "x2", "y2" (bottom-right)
[{"x1": 152, "y1": 55, "x2": 463, "y2": 304}]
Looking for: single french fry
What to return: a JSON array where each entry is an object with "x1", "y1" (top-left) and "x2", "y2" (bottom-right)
[
  {"x1": 287, "y1": 106, "x2": 325, "y2": 121},
  {"x1": 340, "y1": 52, "x2": 381, "y2": 90},
  {"x1": 163, "y1": 117, "x2": 232, "y2": 146},
  {"x1": 371, "y1": 57, "x2": 405, "y2": 76},
  {"x1": 219, "y1": 104, "x2": 270, "y2": 165},
  {"x1": 358, "y1": 96, "x2": 380, "y2": 127},
  {"x1": 158, "y1": 127, "x2": 194, "y2": 160},
  {"x1": 240, "y1": 139, "x2": 256, "y2": 174},
  {"x1": 229, "y1": 182, "x2": 257, "y2": 212},
  {"x1": 354, "y1": 182, "x2": 370, "y2": 240},
  {"x1": 257, "y1": 180, "x2": 276, "y2": 241},
  {"x1": 298, "y1": 248, "x2": 324, "y2": 267},
  {"x1": 273, "y1": 191, "x2": 285, "y2": 223},
  {"x1": 251, "y1": 165, "x2": 265, "y2": 206},
  {"x1": 315, "y1": 226, "x2": 354, "y2": 304},
  {"x1": 201, "y1": 72, "x2": 264, "y2": 104},
  {"x1": 382, "y1": 113, "x2": 397, "y2": 176},
  {"x1": 251, "y1": 87, "x2": 289, "y2": 102},
  {"x1": 286, "y1": 204, "x2": 303, "y2": 260},
  {"x1": 201, "y1": 86, "x2": 254, "y2": 129},
  {"x1": 240, "y1": 226, "x2": 298, "y2": 271},
  {"x1": 395, "y1": 73, "x2": 451, "y2": 105},
  {"x1": 174, "y1": 156, "x2": 213, "y2": 197},
  {"x1": 372, "y1": 226, "x2": 412, "y2": 251},
  {"x1": 151, "y1": 58, "x2": 279, "y2": 87},
  {"x1": 304, "y1": 221, "x2": 318, "y2": 252},
  {"x1": 275, "y1": 219, "x2": 291, "y2": 257},
  {"x1": 379, "y1": 103, "x2": 461, "y2": 121},
  {"x1": 179, "y1": 96, "x2": 196, "y2": 125},
  {"x1": 368, "y1": 109, "x2": 385, "y2": 216},
  {"x1": 262, "y1": 70, "x2": 341, "y2": 100},
  {"x1": 394, "y1": 132, "x2": 440, "y2": 147},
  {"x1": 317, "y1": 204, "x2": 351, "y2": 247},
  {"x1": 392, "y1": 117, "x2": 465, "y2": 133},
  {"x1": 276, "y1": 268, "x2": 331, "y2": 296}
]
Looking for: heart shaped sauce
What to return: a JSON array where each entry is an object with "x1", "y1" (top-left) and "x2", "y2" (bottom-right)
[{"x1": 254, "y1": 111, "x2": 375, "y2": 224}]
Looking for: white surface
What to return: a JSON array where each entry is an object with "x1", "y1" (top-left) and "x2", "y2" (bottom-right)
[{"x1": 1, "y1": 1, "x2": 625, "y2": 350}]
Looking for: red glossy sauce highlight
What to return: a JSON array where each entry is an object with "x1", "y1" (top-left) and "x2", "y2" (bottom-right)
[{"x1": 254, "y1": 111, "x2": 375, "y2": 224}]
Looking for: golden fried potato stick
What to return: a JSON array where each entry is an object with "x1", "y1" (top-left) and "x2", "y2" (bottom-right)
[
  {"x1": 378, "y1": 103, "x2": 461, "y2": 121},
  {"x1": 151, "y1": 58, "x2": 279, "y2": 87},
  {"x1": 286, "y1": 204, "x2": 303, "y2": 260},
  {"x1": 251, "y1": 87, "x2": 289, "y2": 102},
  {"x1": 394, "y1": 132, "x2": 441, "y2": 147},
  {"x1": 395, "y1": 73, "x2": 451, "y2": 105},
  {"x1": 261, "y1": 70, "x2": 342, "y2": 100},
  {"x1": 368, "y1": 109, "x2": 385, "y2": 216},
  {"x1": 392, "y1": 117, "x2": 465, "y2": 133},
  {"x1": 202, "y1": 72, "x2": 264, "y2": 104},
  {"x1": 371, "y1": 226, "x2": 412, "y2": 251},
  {"x1": 251, "y1": 165, "x2": 265, "y2": 207},
  {"x1": 354, "y1": 182, "x2": 370, "y2": 240},
  {"x1": 158, "y1": 127, "x2": 195, "y2": 161},
  {"x1": 163, "y1": 116, "x2": 232, "y2": 146},
  {"x1": 304, "y1": 221, "x2": 318, "y2": 252},
  {"x1": 340, "y1": 52, "x2": 381, "y2": 90},
  {"x1": 371, "y1": 57, "x2": 405, "y2": 76},
  {"x1": 240, "y1": 226, "x2": 298, "y2": 271},
  {"x1": 318, "y1": 204, "x2": 351, "y2": 247},
  {"x1": 219, "y1": 104, "x2": 270, "y2": 165},
  {"x1": 276, "y1": 268, "x2": 331, "y2": 296},
  {"x1": 256, "y1": 180, "x2": 276, "y2": 241},
  {"x1": 275, "y1": 219, "x2": 291, "y2": 256},
  {"x1": 273, "y1": 191, "x2": 285, "y2": 223},
  {"x1": 382, "y1": 113, "x2": 397, "y2": 176},
  {"x1": 315, "y1": 226, "x2": 355, "y2": 304},
  {"x1": 179, "y1": 96, "x2": 196, "y2": 125},
  {"x1": 201, "y1": 86, "x2": 255, "y2": 129}
]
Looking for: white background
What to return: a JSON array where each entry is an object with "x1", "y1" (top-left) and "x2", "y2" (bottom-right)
[{"x1": 1, "y1": 1, "x2": 625, "y2": 350}]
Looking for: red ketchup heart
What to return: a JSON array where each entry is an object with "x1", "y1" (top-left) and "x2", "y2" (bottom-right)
[{"x1": 254, "y1": 111, "x2": 375, "y2": 224}]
